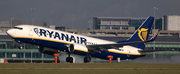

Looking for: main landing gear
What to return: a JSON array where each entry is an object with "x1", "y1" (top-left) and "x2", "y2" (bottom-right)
[
  {"x1": 66, "y1": 52, "x2": 74, "y2": 63},
  {"x1": 65, "y1": 44, "x2": 92, "y2": 63},
  {"x1": 84, "y1": 53, "x2": 91, "y2": 63},
  {"x1": 84, "y1": 56, "x2": 91, "y2": 63},
  {"x1": 65, "y1": 52, "x2": 92, "y2": 63},
  {"x1": 65, "y1": 44, "x2": 75, "y2": 63}
]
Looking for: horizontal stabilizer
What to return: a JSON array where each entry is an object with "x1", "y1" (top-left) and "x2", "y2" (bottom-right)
[
  {"x1": 149, "y1": 30, "x2": 160, "y2": 41},
  {"x1": 87, "y1": 30, "x2": 160, "y2": 52}
]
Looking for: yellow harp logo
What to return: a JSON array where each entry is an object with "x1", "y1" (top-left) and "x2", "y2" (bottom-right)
[{"x1": 138, "y1": 28, "x2": 148, "y2": 41}]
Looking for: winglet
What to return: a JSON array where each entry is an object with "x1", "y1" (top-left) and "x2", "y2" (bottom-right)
[{"x1": 149, "y1": 30, "x2": 160, "y2": 41}]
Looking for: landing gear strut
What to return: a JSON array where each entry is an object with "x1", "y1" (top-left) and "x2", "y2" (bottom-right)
[
  {"x1": 19, "y1": 44, "x2": 23, "y2": 49},
  {"x1": 66, "y1": 52, "x2": 74, "y2": 63},
  {"x1": 84, "y1": 53, "x2": 91, "y2": 63},
  {"x1": 65, "y1": 44, "x2": 75, "y2": 63}
]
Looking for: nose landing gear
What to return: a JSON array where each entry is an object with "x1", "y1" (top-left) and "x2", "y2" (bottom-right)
[{"x1": 19, "y1": 44, "x2": 23, "y2": 49}]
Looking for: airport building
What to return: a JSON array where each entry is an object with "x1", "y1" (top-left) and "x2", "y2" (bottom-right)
[
  {"x1": 93, "y1": 15, "x2": 180, "y2": 31},
  {"x1": 0, "y1": 33, "x2": 180, "y2": 63},
  {"x1": 0, "y1": 15, "x2": 180, "y2": 63},
  {"x1": 0, "y1": 35, "x2": 54, "y2": 63}
]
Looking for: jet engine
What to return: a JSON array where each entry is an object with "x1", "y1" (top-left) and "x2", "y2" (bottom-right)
[
  {"x1": 66, "y1": 44, "x2": 88, "y2": 53},
  {"x1": 39, "y1": 46, "x2": 58, "y2": 55},
  {"x1": 65, "y1": 44, "x2": 89, "y2": 63},
  {"x1": 67, "y1": 44, "x2": 74, "y2": 52}
]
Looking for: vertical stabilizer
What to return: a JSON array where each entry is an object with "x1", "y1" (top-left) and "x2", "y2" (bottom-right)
[{"x1": 118, "y1": 16, "x2": 154, "y2": 50}]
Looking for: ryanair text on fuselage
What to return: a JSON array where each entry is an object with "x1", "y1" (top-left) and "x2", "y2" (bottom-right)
[{"x1": 33, "y1": 28, "x2": 89, "y2": 45}]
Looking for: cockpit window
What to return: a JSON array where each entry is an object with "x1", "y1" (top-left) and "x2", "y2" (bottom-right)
[{"x1": 14, "y1": 27, "x2": 23, "y2": 30}]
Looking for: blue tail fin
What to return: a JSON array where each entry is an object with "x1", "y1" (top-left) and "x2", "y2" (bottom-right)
[{"x1": 119, "y1": 16, "x2": 154, "y2": 50}]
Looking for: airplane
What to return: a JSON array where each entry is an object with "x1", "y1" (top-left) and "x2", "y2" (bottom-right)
[{"x1": 6, "y1": 16, "x2": 160, "y2": 63}]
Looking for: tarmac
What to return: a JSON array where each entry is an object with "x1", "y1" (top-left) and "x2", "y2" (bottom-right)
[{"x1": 0, "y1": 68, "x2": 179, "y2": 70}]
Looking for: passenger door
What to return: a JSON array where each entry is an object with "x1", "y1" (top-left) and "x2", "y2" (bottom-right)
[{"x1": 29, "y1": 27, "x2": 33, "y2": 36}]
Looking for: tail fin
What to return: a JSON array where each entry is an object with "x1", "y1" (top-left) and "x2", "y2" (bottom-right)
[{"x1": 126, "y1": 16, "x2": 154, "y2": 49}]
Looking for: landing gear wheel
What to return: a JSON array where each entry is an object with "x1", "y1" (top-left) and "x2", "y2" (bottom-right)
[
  {"x1": 19, "y1": 45, "x2": 23, "y2": 49},
  {"x1": 84, "y1": 56, "x2": 91, "y2": 63},
  {"x1": 66, "y1": 57, "x2": 73, "y2": 63}
]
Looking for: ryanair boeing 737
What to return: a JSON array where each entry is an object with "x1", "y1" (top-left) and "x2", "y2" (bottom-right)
[{"x1": 6, "y1": 16, "x2": 160, "y2": 63}]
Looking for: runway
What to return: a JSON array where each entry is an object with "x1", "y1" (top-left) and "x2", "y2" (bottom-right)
[
  {"x1": 0, "y1": 63, "x2": 180, "y2": 74},
  {"x1": 34, "y1": 68, "x2": 180, "y2": 70},
  {"x1": 0, "y1": 68, "x2": 179, "y2": 70}
]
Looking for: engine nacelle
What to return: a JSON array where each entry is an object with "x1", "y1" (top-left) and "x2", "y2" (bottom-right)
[
  {"x1": 39, "y1": 46, "x2": 58, "y2": 55},
  {"x1": 66, "y1": 44, "x2": 88, "y2": 53},
  {"x1": 67, "y1": 44, "x2": 74, "y2": 52}
]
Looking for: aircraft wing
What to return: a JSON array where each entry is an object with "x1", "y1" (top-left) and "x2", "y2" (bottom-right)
[
  {"x1": 86, "y1": 30, "x2": 160, "y2": 52},
  {"x1": 138, "y1": 49, "x2": 174, "y2": 53}
]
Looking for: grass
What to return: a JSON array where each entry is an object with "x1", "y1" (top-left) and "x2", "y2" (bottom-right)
[{"x1": 0, "y1": 63, "x2": 180, "y2": 74}]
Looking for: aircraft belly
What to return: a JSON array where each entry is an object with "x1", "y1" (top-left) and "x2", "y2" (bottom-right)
[
  {"x1": 14, "y1": 38, "x2": 68, "y2": 51},
  {"x1": 91, "y1": 51, "x2": 145, "y2": 60},
  {"x1": 14, "y1": 37, "x2": 146, "y2": 60}
]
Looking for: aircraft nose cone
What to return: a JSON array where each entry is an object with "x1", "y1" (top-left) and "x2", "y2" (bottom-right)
[{"x1": 6, "y1": 29, "x2": 15, "y2": 36}]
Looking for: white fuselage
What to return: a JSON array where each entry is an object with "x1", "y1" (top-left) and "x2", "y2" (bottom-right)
[{"x1": 7, "y1": 25, "x2": 146, "y2": 60}]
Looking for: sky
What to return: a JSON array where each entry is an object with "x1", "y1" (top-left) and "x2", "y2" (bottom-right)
[{"x1": 0, "y1": 0, "x2": 180, "y2": 29}]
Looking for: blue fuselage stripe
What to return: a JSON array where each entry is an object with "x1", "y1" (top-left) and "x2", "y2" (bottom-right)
[{"x1": 14, "y1": 38, "x2": 145, "y2": 60}]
